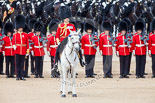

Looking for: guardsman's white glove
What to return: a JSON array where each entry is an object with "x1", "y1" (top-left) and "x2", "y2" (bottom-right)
[
  {"x1": 3, "y1": 51, "x2": 5, "y2": 56},
  {"x1": 100, "y1": 50, "x2": 102, "y2": 56},
  {"x1": 148, "y1": 50, "x2": 151, "y2": 57},
  {"x1": 116, "y1": 51, "x2": 119, "y2": 57},
  {"x1": 47, "y1": 51, "x2": 51, "y2": 57},
  {"x1": 13, "y1": 45, "x2": 16, "y2": 50},
  {"x1": 133, "y1": 50, "x2": 135, "y2": 56}
]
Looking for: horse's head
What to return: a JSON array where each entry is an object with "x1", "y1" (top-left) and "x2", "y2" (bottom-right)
[{"x1": 68, "y1": 29, "x2": 81, "y2": 51}]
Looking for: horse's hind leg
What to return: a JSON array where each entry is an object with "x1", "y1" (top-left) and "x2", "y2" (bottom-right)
[
  {"x1": 68, "y1": 72, "x2": 72, "y2": 95},
  {"x1": 61, "y1": 68, "x2": 67, "y2": 97}
]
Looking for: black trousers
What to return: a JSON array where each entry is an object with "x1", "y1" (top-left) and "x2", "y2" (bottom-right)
[
  {"x1": 0, "y1": 53, "x2": 4, "y2": 73},
  {"x1": 30, "y1": 53, "x2": 35, "y2": 73},
  {"x1": 127, "y1": 52, "x2": 132, "y2": 74},
  {"x1": 135, "y1": 55, "x2": 146, "y2": 76},
  {"x1": 151, "y1": 54, "x2": 155, "y2": 76},
  {"x1": 5, "y1": 56, "x2": 15, "y2": 76},
  {"x1": 119, "y1": 55, "x2": 129, "y2": 76},
  {"x1": 23, "y1": 55, "x2": 29, "y2": 76},
  {"x1": 84, "y1": 55, "x2": 95, "y2": 76},
  {"x1": 51, "y1": 56, "x2": 55, "y2": 69},
  {"x1": 35, "y1": 56, "x2": 44, "y2": 76},
  {"x1": 103, "y1": 55, "x2": 112, "y2": 76},
  {"x1": 15, "y1": 54, "x2": 25, "y2": 78}
]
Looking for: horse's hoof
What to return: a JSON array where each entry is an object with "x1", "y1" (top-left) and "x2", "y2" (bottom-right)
[
  {"x1": 68, "y1": 91, "x2": 72, "y2": 94},
  {"x1": 61, "y1": 94, "x2": 66, "y2": 98},
  {"x1": 72, "y1": 94, "x2": 77, "y2": 97}
]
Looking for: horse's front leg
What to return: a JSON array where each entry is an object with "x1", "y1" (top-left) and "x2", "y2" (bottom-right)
[
  {"x1": 68, "y1": 71, "x2": 72, "y2": 95},
  {"x1": 72, "y1": 67, "x2": 77, "y2": 97},
  {"x1": 61, "y1": 67, "x2": 67, "y2": 97}
]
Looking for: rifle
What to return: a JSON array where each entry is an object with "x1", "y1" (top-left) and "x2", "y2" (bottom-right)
[
  {"x1": 89, "y1": 31, "x2": 99, "y2": 49},
  {"x1": 108, "y1": 31, "x2": 117, "y2": 46},
  {"x1": 124, "y1": 30, "x2": 133, "y2": 47},
  {"x1": 39, "y1": 34, "x2": 48, "y2": 47},
  {"x1": 140, "y1": 28, "x2": 149, "y2": 45}
]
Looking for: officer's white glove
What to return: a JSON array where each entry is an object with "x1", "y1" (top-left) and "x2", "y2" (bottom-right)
[
  {"x1": 116, "y1": 51, "x2": 119, "y2": 57},
  {"x1": 128, "y1": 45, "x2": 131, "y2": 48},
  {"x1": 13, "y1": 45, "x2": 16, "y2": 50},
  {"x1": 47, "y1": 51, "x2": 51, "y2": 57},
  {"x1": 145, "y1": 42, "x2": 149, "y2": 46},
  {"x1": 31, "y1": 51, "x2": 34, "y2": 56},
  {"x1": 26, "y1": 54, "x2": 29, "y2": 56},
  {"x1": 148, "y1": 50, "x2": 151, "y2": 57},
  {"x1": 133, "y1": 50, "x2": 135, "y2": 56}
]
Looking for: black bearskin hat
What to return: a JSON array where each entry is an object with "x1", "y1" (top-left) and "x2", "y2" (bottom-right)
[
  {"x1": 85, "y1": 19, "x2": 95, "y2": 31},
  {"x1": 135, "y1": 18, "x2": 145, "y2": 31},
  {"x1": 34, "y1": 21, "x2": 43, "y2": 32},
  {"x1": 58, "y1": 6, "x2": 72, "y2": 20},
  {"x1": 0, "y1": 19, "x2": 3, "y2": 29},
  {"x1": 123, "y1": 18, "x2": 132, "y2": 32},
  {"x1": 28, "y1": 19, "x2": 37, "y2": 30},
  {"x1": 15, "y1": 14, "x2": 26, "y2": 29},
  {"x1": 49, "y1": 19, "x2": 59, "y2": 33},
  {"x1": 119, "y1": 20, "x2": 128, "y2": 32},
  {"x1": 102, "y1": 21, "x2": 112, "y2": 32},
  {"x1": 3, "y1": 22, "x2": 14, "y2": 35},
  {"x1": 150, "y1": 19, "x2": 155, "y2": 33},
  {"x1": 23, "y1": 24, "x2": 30, "y2": 33}
]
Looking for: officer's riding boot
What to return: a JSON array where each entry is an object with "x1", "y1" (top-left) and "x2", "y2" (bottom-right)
[
  {"x1": 78, "y1": 49, "x2": 86, "y2": 67},
  {"x1": 51, "y1": 46, "x2": 60, "y2": 78}
]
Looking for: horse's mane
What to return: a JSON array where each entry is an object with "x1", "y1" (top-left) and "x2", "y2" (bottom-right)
[{"x1": 59, "y1": 37, "x2": 68, "y2": 54}]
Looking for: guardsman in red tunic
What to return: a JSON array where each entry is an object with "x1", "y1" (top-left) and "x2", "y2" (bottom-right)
[
  {"x1": 32, "y1": 21, "x2": 45, "y2": 78},
  {"x1": 116, "y1": 21, "x2": 130, "y2": 78},
  {"x1": 148, "y1": 19, "x2": 155, "y2": 78},
  {"x1": 2, "y1": 22, "x2": 15, "y2": 78},
  {"x1": 99, "y1": 21, "x2": 113, "y2": 78},
  {"x1": 0, "y1": 19, "x2": 4, "y2": 75},
  {"x1": 81, "y1": 19, "x2": 99, "y2": 78},
  {"x1": 28, "y1": 19, "x2": 37, "y2": 75},
  {"x1": 12, "y1": 15, "x2": 29, "y2": 81},
  {"x1": 47, "y1": 19, "x2": 59, "y2": 77},
  {"x1": 132, "y1": 19, "x2": 147, "y2": 78},
  {"x1": 123, "y1": 18, "x2": 133, "y2": 75},
  {"x1": 52, "y1": 6, "x2": 85, "y2": 74}
]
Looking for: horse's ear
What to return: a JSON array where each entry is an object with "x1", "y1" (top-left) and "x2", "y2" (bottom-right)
[
  {"x1": 69, "y1": 29, "x2": 73, "y2": 35},
  {"x1": 77, "y1": 29, "x2": 81, "y2": 35}
]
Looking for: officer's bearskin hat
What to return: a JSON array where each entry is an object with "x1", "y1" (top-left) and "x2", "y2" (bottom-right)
[
  {"x1": 58, "y1": 5, "x2": 72, "y2": 20},
  {"x1": 0, "y1": 19, "x2": 3, "y2": 29},
  {"x1": 3, "y1": 22, "x2": 14, "y2": 35},
  {"x1": 28, "y1": 18, "x2": 37, "y2": 30},
  {"x1": 150, "y1": 19, "x2": 155, "y2": 33},
  {"x1": 102, "y1": 21, "x2": 112, "y2": 32},
  {"x1": 34, "y1": 21, "x2": 43, "y2": 32},
  {"x1": 23, "y1": 23, "x2": 30, "y2": 33},
  {"x1": 119, "y1": 20, "x2": 128, "y2": 32},
  {"x1": 135, "y1": 18, "x2": 145, "y2": 31},
  {"x1": 15, "y1": 14, "x2": 26, "y2": 29},
  {"x1": 85, "y1": 19, "x2": 95, "y2": 31},
  {"x1": 49, "y1": 19, "x2": 60, "y2": 33},
  {"x1": 123, "y1": 18, "x2": 132, "y2": 32}
]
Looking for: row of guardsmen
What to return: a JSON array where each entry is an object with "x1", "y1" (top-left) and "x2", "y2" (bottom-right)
[{"x1": 1, "y1": 12, "x2": 155, "y2": 81}]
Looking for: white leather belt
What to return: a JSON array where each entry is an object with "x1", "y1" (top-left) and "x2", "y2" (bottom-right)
[
  {"x1": 50, "y1": 45, "x2": 58, "y2": 48},
  {"x1": 85, "y1": 44, "x2": 93, "y2": 47},
  {"x1": 152, "y1": 44, "x2": 155, "y2": 46},
  {"x1": 34, "y1": 46, "x2": 43, "y2": 48},
  {"x1": 119, "y1": 45, "x2": 128, "y2": 47},
  {"x1": 103, "y1": 45, "x2": 112, "y2": 47},
  {"x1": 5, "y1": 46, "x2": 13, "y2": 49},
  {"x1": 136, "y1": 44, "x2": 145, "y2": 47}
]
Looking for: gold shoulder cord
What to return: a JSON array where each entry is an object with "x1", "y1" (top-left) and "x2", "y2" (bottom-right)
[{"x1": 59, "y1": 23, "x2": 67, "y2": 37}]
